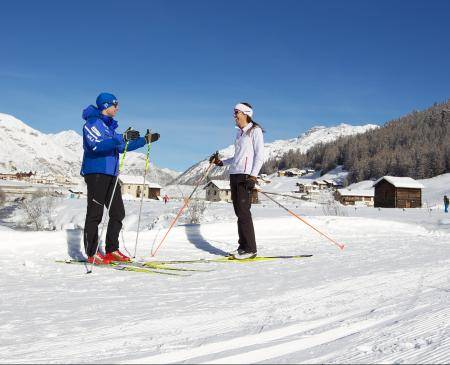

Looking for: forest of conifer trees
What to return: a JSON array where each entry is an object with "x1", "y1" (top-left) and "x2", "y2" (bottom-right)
[{"x1": 261, "y1": 100, "x2": 450, "y2": 185}]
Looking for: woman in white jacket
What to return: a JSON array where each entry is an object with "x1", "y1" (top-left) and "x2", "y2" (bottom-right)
[{"x1": 210, "y1": 102, "x2": 265, "y2": 259}]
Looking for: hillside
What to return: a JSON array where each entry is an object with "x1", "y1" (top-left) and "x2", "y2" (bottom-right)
[{"x1": 263, "y1": 100, "x2": 450, "y2": 185}]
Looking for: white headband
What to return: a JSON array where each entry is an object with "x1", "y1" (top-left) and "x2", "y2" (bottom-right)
[{"x1": 235, "y1": 103, "x2": 253, "y2": 118}]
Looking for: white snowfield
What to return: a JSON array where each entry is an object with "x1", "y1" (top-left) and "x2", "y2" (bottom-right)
[{"x1": 1, "y1": 174, "x2": 450, "y2": 364}]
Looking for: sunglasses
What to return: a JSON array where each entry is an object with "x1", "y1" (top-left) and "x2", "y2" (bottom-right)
[{"x1": 233, "y1": 109, "x2": 242, "y2": 116}]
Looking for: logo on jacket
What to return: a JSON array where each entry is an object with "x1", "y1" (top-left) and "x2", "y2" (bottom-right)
[{"x1": 91, "y1": 126, "x2": 101, "y2": 137}]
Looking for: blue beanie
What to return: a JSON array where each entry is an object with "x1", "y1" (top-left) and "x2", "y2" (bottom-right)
[{"x1": 96, "y1": 93, "x2": 118, "y2": 111}]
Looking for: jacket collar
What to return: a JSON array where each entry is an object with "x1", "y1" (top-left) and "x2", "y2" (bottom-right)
[
  {"x1": 236, "y1": 122, "x2": 253, "y2": 135},
  {"x1": 100, "y1": 114, "x2": 118, "y2": 130}
]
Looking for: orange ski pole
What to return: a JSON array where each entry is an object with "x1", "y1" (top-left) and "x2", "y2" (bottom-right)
[
  {"x1": 260, "y1": 190, "x2": 345, "y2": 250},
  {"x1": 150, "y1": 162, "x2": 215, "y2": 257}
]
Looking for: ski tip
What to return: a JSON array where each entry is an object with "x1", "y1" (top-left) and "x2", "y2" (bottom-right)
[{"x1": 339, "y1": 244, "x2": 345, "y2": 250}]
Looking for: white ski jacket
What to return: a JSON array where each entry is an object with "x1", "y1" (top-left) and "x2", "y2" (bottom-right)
[{"x1": 222, "y1": 122, "x2": 265, "y2": 177}]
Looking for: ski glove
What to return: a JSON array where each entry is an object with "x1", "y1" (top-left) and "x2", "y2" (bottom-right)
[
  {"x1": 209, "y1": 151, "x2": 223, "y2": 166},
  {"x1": 123, "y1": 128, "x2": 140, "y2": 141},
  {"x1": 144, "y1": 130, "x2": 160, "y2": 144},
  {"x1": 244, "y1": 175, "x2": 258, "y2": 191}
]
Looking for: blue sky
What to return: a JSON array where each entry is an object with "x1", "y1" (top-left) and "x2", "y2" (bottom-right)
[{"x1": 1, "y1": 0, "x2": 449, "y2": 171}]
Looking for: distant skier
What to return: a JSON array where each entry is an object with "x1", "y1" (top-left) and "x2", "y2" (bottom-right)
[
  {"x1": 163, "y1": 194, "x2": 169, "y2": 204},
  {"x1": 81, "y1": 92, "x2": 160, "y2": 264},
  {"x1": 209, "y1": 102, "x2": 264, "y2": 259},
  {"x1": 444, "y1": 195, "x2": 449, "y2": 213}
]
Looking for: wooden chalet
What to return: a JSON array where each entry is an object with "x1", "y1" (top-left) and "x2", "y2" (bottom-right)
[{"x1": 373, "y1": 176, "x2": 424, "y2": 208}]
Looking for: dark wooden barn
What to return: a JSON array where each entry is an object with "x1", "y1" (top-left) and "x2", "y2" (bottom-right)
[{"x1": 373, "y1": 176, "x2": 424, "y2": 208}]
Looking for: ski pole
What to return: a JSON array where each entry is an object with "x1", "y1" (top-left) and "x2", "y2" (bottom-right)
[
  {"x1": 87, "y1": 136, "x2": 130, "y2": 274},
  {"x1": 259, "y1": 190, "x2": 345, "y2": 250},
  {"x1": 261, "y1": 191, "x2": 304, "y2": 201},
  {"x1": 150, "y1": 161, "x2": 215, "y2": 257},
  {"x1": 133, "y1": 129, "x2": 152, "y2": 258}
]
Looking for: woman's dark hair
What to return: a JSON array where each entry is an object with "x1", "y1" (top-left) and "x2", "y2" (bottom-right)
[{"x1": 240, "y1": 102, "x2": 265, "y2": 133}]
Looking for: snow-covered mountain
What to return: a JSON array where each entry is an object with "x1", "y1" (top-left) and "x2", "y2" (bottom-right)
[
  {"x1": 0, "y1": 113, "x2": 180, "y2": 185},
  {"x1": 174, "y1": 123, "x2": 378, "y2": 184}
]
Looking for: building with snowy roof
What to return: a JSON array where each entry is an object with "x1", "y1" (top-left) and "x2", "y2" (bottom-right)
[
  {"x1": 312, "y1": 180, "x2": 328, "y2": 190},
  {"x1": 277, "y1": 168, "x2": 308, "y2": 177},
  {"x1": 335, "y1": 188, "x2": 374, "y2": 206},
  {"x1": 373, "y1": 176, "x2": 424, "y2": 208},
  {"x1": 119, "y1": 175, "x2": 161, "y2": 200},
  {"x1": 204, "y1": 179, "x2": 259, "y2": 203},
  {"x1": 322, "y1": 179, "x2": 343, "y2": 189},
  {"x1": 204, "y1": 180, "x2": 232, "y2": 203}
]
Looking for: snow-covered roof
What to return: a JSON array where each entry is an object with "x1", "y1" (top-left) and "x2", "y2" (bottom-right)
[
  {"x1": 322, "y1": 179, "x2": 340, "y2": 185},
  {"x1": 373, "y1": 176, "x2": 425, "y2": 189},
  {"x1": 337, "y1": 188, "x2": 374, "y2": 197},
  {"x1": 284, "y1": 168, "x2": 303, "y2": 174},
  {"x1": 205, "y1": 180, "x2": 231, "y2": 190},
  {"x1": 119, "y1": 175, "x2": 161, "y2": 189}
]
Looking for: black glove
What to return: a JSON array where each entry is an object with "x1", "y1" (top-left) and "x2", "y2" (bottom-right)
[
  {"x1": 209, "y1": 151, "x2": 223, "y2": 166},
  {"x1": 244, "y1": 175, "x2": 257, "y2": 191},
  {"x1": 123, "y1": 128, "x2": 140, "y2": 141},
  {"x1": 145, "y1": 129, "x2": 160, "y2": 144}
]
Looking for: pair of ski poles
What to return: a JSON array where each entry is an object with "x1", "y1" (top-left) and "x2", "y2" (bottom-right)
[
  {"x1": 150, "y1": 163, "x2": 344, "y2": 258},
  {"x1": 88, "y1": 146, "x2": 344, "y2": 273},
  {"x1": 87, "y1": 129, "x2": 153, "y2": 274}
]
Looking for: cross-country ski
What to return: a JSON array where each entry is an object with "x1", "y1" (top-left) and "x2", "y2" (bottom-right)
[{"x1": 1, "y1": 2, "x2": 450, "y2": 363}]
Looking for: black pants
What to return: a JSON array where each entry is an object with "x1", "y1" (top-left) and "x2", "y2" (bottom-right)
[
  {"x1": 84, "y1": 174, "x2": 125, "y2": 257},
  {"x1": 230, "y1": 174, "x2": 257, "y2": 253}
]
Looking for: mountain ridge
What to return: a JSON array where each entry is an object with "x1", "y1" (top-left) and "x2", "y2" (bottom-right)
[{"x1": 0, "y1": 113, "x2": 180, "y2": 185}]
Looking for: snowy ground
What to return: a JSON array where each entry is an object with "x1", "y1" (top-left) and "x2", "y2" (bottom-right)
[{"x1": 1, "y1": 176, "x2": 450, "y2": 364}]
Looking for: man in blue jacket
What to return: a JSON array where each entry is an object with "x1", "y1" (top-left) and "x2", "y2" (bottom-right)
[{"x1": 81, "y1": 92, "x2": 160, "y2": 264}]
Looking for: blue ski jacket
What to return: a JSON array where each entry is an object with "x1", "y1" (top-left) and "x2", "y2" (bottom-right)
[{"x1": 80, "y1": 105, "x2": 146, "y2": 176}]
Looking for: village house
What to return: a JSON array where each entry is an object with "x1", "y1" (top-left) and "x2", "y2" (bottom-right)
[
  {"x1": 0, "y1": 172, "x2": 34, "y2": 181},
  {"x1": 277, "y1": 168, "x2": 308, "y2": 177},
  {"x1": 204, "y1": 180, "x2": 259, "y2": 204},
  {"x1": 119, "y1": 175, "x2": 161, "y2": 200},
  {"x1": 312, "y1": 180, "x2": 328, "y2": 190},
  {"x1": 55, "y1": 175, "x2": 73, "y2": 186},
  {"x1": 29, "y1": 174, "x2": 56, "y2": 185},
  {"x1": 335, "y1": 188, "x2": 375, "y2": 207},
  {"x1": 0, "y1": 173, "x2": 17, "y2": 180},
  {"x1": 296, "y1": 182, "x2": 318, "y2": 194},
  {"x1": 373, "y1": 176, "x2": 424, "y2": 208},
  {"x1": 322, "y1": 179, "x2": 343, "y2": 189},
  {"x1": 301, "y1": 189, "x2": 320, "y2": 201},
  {"x1": 204, "y1": 180, "x2": 232, "y2": 203}
]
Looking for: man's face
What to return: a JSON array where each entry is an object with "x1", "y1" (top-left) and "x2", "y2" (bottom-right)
[{"x1": 102, "y1": 103, "x2": 119, "y2": 117}]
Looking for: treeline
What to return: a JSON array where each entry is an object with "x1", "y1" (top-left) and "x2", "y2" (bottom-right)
[{"x1": 261, "y1": 100, "x2": 450, "y2": 185}]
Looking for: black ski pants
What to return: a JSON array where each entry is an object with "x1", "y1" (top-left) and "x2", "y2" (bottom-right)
[
  {"x1": 230, "y1": 174, "x2": 257, "y2": 253},
  {"x1": 84, "y1": 173, "x2": 125, "y2": 257}
]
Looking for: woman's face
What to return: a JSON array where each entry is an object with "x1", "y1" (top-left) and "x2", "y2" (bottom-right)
[{"x1": 234, "y1": 109, "x2": 248, "y2": 128}]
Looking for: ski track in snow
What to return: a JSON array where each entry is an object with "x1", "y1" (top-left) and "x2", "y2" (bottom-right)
[{"x1": 1, "y1": 211, "x2": 450, "y2": 363}]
